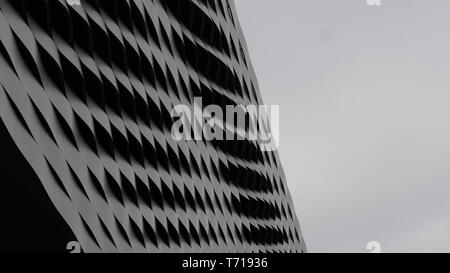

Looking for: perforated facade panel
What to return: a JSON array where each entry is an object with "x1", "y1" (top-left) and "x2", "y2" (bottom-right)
[{"x1": 0, "y1": 0, "x2": 306, "y2": 253}]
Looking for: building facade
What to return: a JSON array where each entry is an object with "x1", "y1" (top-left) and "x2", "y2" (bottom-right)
[{"x1": 0, "y1": 0, "x2": 306, "y2": 252}]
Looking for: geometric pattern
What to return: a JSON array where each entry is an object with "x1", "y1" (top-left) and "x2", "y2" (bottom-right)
[{"x1": 0, "y1": 0, "x2": 306, "y2": 252}]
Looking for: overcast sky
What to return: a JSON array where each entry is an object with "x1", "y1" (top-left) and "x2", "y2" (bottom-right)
[{"x1": 235, "y1": 0, "x2": 450, "y2": 252}]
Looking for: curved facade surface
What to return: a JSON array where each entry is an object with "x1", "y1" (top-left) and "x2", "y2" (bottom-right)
[{"x1": 0, "y1": 0, "x2": 306, "y2": 252}]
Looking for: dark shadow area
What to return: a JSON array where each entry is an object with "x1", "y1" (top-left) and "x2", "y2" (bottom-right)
[{"x1": 0, "y1": 118, "x2": 76, "y2": 253}]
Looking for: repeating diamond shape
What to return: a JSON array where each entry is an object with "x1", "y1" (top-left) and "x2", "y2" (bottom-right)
[{"x1": 0, "y1": 0, "x2": 306, "y2": 253}]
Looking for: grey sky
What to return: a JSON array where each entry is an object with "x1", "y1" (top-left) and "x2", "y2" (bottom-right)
[{"x1": 235, "y1": 0, "x2": 450, "y2": 252}]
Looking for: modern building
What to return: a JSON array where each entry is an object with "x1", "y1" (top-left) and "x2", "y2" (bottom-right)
[{"x1": 0, "y1": 0, "x2": 306, "y2": 252}]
